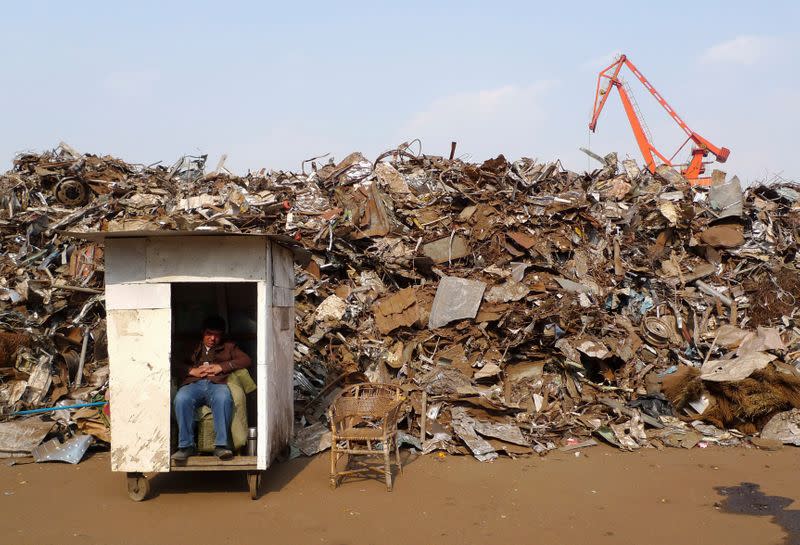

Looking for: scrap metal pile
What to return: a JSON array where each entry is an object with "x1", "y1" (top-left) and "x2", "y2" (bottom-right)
[{"x1": 2, "y1": 142, "x2": 800, "y2": 460}]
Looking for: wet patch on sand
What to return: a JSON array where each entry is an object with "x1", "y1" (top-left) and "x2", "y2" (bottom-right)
[{"x1": 716, "y1": 482, "x2": 800, "y2": 545}]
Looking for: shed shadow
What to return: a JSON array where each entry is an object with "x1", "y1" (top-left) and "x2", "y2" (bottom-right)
[{"x1": 147, "y1": 456, "x2": 312, "y2": 500}]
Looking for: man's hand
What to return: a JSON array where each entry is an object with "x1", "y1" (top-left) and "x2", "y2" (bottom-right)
[
  {"x1": 188, "y1": 367, "x2": 206, "y2": 378},
  {"x1": 203, "y1": 364, "x2": 224, "y2": 376}
]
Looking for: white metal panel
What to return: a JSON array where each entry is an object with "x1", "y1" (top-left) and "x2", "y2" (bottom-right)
[
  {"x1": 105, "y1": 283, "x2": 171, "y2": 310},
  {"x1": 269, "y1": 304, "x2": 294, "y2": 458},
  {"x1": 105, "y1": 238, "x2": 147, "y2": 285},
  {"x1": 272, "y1": 286, "x2": 293, "y2": 308},
  {"x1": 256, "y1": 280, "x2": 268, "y2": 470},
  {"x1": 271, "y1": 244, "x2": 294, "y2": 288},
  {"x1": 108, "y1": 304, "x2": 172, "y2": 473},
  {"x1": 145, "y1": 236, "x2": 267, "y2": 282},
  {"x1": 267, "y1": 242, "x2": 294, "y2": 462}
]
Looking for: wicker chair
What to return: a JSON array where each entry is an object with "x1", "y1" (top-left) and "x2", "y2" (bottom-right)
[{"x1": 328, "y1": 383, "x2": 405, "y2": 491}]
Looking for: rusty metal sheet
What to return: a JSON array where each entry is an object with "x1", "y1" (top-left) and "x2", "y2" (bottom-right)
[
  {"x1": 0, "y1": 417, "x2": 54, "y2": 457},
  {"x1": 507, "y1": 231, "x2": 536, "y2": 249},
  {"x1": 346, "y1": 182, "x2": 391, "y2": 239},
  {"x1": 422, "y1": 235, "x2": 470, "y2": 264},
  {"x1": 428, "y1": 276, "x2": 486, "y2": 329}
]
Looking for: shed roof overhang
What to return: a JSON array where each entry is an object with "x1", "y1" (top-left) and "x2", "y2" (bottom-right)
[{"x1": 59, "y1": 229, "x2": 311, "y2": 265}]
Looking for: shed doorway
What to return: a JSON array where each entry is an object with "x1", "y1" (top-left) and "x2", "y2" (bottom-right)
[{"x1": 170, "y1": 282, "x2": 259, "y2": 450}]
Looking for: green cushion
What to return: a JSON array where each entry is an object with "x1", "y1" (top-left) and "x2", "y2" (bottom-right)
[{"x1": 195, "y1": 369, "x2": 255, "y2": 453}]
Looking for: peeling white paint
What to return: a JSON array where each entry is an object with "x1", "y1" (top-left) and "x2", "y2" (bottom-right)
[
  {"x1": 108, "y1": 305, "x2": 172, "y2": 472},
  {"x1": 106, "y1": 283, "x2": 171, "y2": 310}
]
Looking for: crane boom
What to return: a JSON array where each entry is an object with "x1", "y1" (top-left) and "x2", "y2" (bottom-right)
[{"x1": 589, "y1": 54, "x2": 730, "y2": 184}]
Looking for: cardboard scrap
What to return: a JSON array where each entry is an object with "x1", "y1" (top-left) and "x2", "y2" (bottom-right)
[
  {"x1": 609, "y1": 414, "x2": 647, "y2": 450},
  {"x1": 700, "y1": 352, "x2": 776, "y2": 382},
  {"x1": 714, "y1": 324, "x2": 752, "y2": 349},
  {"x1": 314, "y1": 295, "x2": 346, "y2": 322},
  {"x1": 505, "y1": 361, "x2": 544, "y2": 383},
  {"x1": 700, "y1": 224, "x2": 744, "y2": 248},
  {"x1": 736, "y1": 327, "x2": 786, "y2": 356},
  {"x1": 373, "y1": 287, "x2": 423, "y2": 334},
  {"x1": 485, "y1": 280, "x2": 530, "y2": 303},
  {"x1": 435, "y1": 344, "x2": 472, "y2": 376},
  {"x1": 473, "y1": 362, "x2": 502, "y2": 380}
]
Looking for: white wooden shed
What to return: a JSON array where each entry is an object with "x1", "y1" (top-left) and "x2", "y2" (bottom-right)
[{"x1": 70, "y1": 230, "x2": 297, "y2": 499}]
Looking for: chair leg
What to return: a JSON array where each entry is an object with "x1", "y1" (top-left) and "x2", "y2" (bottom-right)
[
  {"x1": 330, "y1": 443, "x2": 337, "y2": 489},
  {"x1": 384, "y1": 442, "x2": 393, "y2": 491}
]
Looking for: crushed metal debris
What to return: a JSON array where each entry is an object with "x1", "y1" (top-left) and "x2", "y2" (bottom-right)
[{"x1": 2, "y1": 141, "x2": 800, "y2": 460}]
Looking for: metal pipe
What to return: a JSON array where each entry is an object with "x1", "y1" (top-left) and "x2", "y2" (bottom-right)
[
  {"x1": 12, "y1": 401, "x2": 107, "y2": 416},
  {"x1": 51, "y1": 283, "x2": 103, "y2": 294},
  {"x1": 420, "y1": 391, "x2": 427, "y2": 444},
  {"x1": 75, "y1": 326, "x2": 90, "y2": 387},
  {"x1": 695, "y1": 280, "x2": 734, "y2": 307}
]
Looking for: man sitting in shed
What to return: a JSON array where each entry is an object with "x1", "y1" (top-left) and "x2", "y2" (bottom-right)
[{"x1": 171, "y1": 315, "x2": 252, "y2": 461}]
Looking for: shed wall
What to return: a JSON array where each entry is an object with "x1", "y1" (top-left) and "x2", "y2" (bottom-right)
[
  {"x1": 108, "y1": 303, "x2": 172, "y2": 473},
  {"x1": 105, "y1": 237, "x2": 268, "y2": 285},
  {"x1": 267, "y1": 243, "x2": 295, "y2": 461}
]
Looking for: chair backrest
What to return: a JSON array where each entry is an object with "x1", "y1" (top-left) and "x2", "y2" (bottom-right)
[{"x1": 330, "y1": 383, "x2": 404, "y2": 422}]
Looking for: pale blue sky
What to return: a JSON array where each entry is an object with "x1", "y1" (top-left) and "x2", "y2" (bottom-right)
[{"x1": 1, "y1": 1, "x2": 797, "y2": 182}]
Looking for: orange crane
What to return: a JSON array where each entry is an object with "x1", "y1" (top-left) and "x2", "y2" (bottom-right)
[{"x1": 589, "y1": 54, "x2": 730, "y2": 185}]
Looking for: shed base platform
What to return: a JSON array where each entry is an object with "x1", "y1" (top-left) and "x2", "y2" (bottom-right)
[{"x1": 170, "y1": 455, "x2": 257, "y2": 471}]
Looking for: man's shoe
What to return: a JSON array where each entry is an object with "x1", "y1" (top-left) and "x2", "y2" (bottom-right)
[
  {"x1": 214, "y1": 446, "x2": 234, "y2": 460},
  {"x1": 171, "y1": 447, "x2": 195, "y2": 461}
]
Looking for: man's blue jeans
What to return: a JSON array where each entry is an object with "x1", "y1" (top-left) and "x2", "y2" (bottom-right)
[{"x1": 174, "y1": 379, "x2": 233, "y2": 449}]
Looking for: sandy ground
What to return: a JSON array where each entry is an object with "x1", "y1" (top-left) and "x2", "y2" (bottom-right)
[{"x1": 1, "y1": 445, "x2": 798, "y2": 545}]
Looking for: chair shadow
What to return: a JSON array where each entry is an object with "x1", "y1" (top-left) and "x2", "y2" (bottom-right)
[{"x1": 330, "y1": 448, "x2": 421, "y2": 490}]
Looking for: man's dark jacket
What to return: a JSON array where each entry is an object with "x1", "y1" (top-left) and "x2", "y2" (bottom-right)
[{"x1": 175, "y1": 341, "x2": 251, "y2": 387}]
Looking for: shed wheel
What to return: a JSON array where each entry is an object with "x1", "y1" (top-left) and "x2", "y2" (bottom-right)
[
  {"x1": 247, "y1": 471, "x2": 261, "y2": 500},
  {"x1": 126, "y1": 473, "x2": 150, "y2": 502}
]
